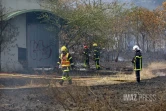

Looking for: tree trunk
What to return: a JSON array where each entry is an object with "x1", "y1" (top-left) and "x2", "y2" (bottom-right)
[
  {"x1": 0, "y1": 43, "x2": 1, "y2": 72},
  {"x1": 142, "y1": 33, "x2": 145, "y2": 52},
  {"x1": 153, "y1": 41, "x2": 156, "y2": 52},
  {"x1": 147, "y1": 39, "x2": 149, "y2": 52}
]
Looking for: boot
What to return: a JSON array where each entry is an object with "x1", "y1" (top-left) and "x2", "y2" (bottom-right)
[
  {"x1": 68, "y1": 79, "x2": 72, "y2": 85},
  {"x1": 137, "y1": 78, "x2": 140, "y2": 83},
  {"x1": 59, "y1": 80, "x2": 64, "y2": 85},
  {"x1": 97, "y1": 66, "x2": 100, "y2": 70}
]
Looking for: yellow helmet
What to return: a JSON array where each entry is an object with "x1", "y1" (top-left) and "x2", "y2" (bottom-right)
[
  {"x1": 93, "y1": 43, "x2": 97, "y2": 47},
  {"x1": 61, "y1": 46, "x2": 67, "y2": 52}
]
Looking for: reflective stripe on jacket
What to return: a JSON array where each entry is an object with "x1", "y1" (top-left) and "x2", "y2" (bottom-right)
[
  {"x1": 93, "y1": 47, "x2": 100, "y2": 59},
  {"x1": 61, "y1": 53, "x2": 70, "y2": 67},
  {"x1": 134, "y1": 56, "x2": 142, "y2": 71}
]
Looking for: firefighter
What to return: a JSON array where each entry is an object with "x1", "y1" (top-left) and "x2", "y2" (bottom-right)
[
  {"x1": 93, "y1": 43, "x2": 100, "y2": 70},
  {"x1": 57, "y1": 46, "x2": 74, "y2": 85},
  {"x1": 131, "y1": 45, "x2": 142, "y2": 83},
  {"x1": 83, "y1": 45, "x2": 90, "y2": 68}
]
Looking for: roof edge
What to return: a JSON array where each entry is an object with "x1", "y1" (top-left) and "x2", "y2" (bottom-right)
[{"x1": 3, "y1": 9, "x2": 54, "y2": 21}]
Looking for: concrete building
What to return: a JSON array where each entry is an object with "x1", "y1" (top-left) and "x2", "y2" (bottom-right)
[{"x1": 1, "y1": 0, "x2": 59, "y2": 72}]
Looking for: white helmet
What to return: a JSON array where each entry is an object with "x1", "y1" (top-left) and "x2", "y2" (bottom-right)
[{"x1": 133, "y1": 45, "x2": 140, "y2": 51}]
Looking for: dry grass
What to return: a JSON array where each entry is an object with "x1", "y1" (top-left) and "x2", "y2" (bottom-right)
[
  {"x1": 147, "y1": 62, "x2": 166, "y2": 70},
  {"x1": 47, "y1": 80, "x2": 166, "y2": 111},
  {"x1": 141, "y1": 62, "x2": 166, "y2": 79},
  {"x1": 0, "y1": 62, "x2": 166, "y2": 111},
  {"x1": 46, "y1": 62, "x2": 166, "y2": 111},
  {"x1": 0, "y1": 62, "x2": 165, "y2": 88}
]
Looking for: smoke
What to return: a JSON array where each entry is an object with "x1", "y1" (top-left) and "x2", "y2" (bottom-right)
[
  {"x1": 133, "y1": 0, "x2": 159, "y2": 10},
  {"x1": 103, "y1": 0, "x2": 165, "y2": 10}
]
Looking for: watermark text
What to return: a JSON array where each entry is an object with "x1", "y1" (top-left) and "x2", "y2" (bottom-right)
[{"x1": 123, "y1": 93, "x2": 156, "y2": 102}]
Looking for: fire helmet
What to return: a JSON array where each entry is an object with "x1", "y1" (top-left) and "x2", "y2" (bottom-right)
[
  {"x1": 84, "y1": 45, "x2": 88, "y2": 49},
  {"x1": 61, "y1": 46, "x2": 67, "y2": 52},
  {"x1": 133, "y1": 45, "x2": 140, "y2": 51},
  {"x1": 93, "y1": 43, "x2": 97, "y2": 47}
]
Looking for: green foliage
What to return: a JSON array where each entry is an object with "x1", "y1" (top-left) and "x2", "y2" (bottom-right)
[
  {"x1": 41, "y1": 0, "x2": 132, "y2": 49},
  {"x1": 41, "y1": 0, "x2": 166, "y2": 52}
]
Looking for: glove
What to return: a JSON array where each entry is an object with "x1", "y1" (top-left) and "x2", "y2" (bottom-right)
[{"x1": 131, "y1": 57, "x2": 135, "y2": 63}]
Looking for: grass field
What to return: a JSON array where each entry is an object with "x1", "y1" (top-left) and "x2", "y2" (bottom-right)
[{"x1": 0, "y1": 62, "x2": 166, "y2": 111}]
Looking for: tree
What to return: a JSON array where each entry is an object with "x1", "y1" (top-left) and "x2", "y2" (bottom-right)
[
  {"x1": 41, "y1": 0, "x2": 133, "y2": 49},
  {"x1": 126, "y1": 6, "x2": 165, "y2": 52},
  {"x1": 0, "y1": 1, "x2": 19, "y2": 72},
  {"x1": 40, "y1": 0, "x2": 166, "y2": 63}
]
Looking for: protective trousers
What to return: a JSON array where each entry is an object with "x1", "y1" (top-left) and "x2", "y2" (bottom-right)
[
  {"x1": 95, "y1": 59, "x2": 100, "y2": 70},
  {"x1": 59, "y1": 67, "x2": 72, "y2": 85},
  {"x1": 135, "y1": 70, "x2": 140, "y2": 83},
  {"x1": 84, "y1": 56, "x2": 89, "y2": 68}
]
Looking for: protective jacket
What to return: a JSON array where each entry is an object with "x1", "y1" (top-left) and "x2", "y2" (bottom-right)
[
  {"x1": 93, "y1": 47, "x2": 100, "y2": 60},
  {"x1": 83, "y1": 48, "x2": 89, "y2": 58},
  {"x1": 58, "y1": 53, "x2": 74, "y2": 67},
  {"x1": 132, "y1": 50, "x2": 142, "y2": 71}
]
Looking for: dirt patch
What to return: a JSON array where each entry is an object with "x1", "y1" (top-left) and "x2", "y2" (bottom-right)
[
  {"x1": 0, "y1": 62, "x2": 166, "y2": 111},
  {"x1": 0, "y1": 76, "x2": 166, "y2": 111}
]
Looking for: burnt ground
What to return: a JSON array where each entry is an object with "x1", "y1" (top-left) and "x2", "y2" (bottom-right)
[{"x1": 0, "y1": 69, "x2": 166, "y2": 111}]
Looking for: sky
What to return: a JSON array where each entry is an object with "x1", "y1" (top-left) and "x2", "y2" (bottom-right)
[{"x1": 103, "y1": 0, "x2": 165, "y2": 10}]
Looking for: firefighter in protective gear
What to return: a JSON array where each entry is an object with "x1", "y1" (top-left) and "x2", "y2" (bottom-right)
[
  {"x1": 131, "y1": 45, "x2": 142, "y2": 83},
  {"x1": 93, "y1": 43, "x2": 100, "y2": 70},
  {"x1": 82, "y1": 45, "x2": 90, "y2": 68},
  {"x1": 57, "y1": 46, "x2": 74, "y2": 85}
]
